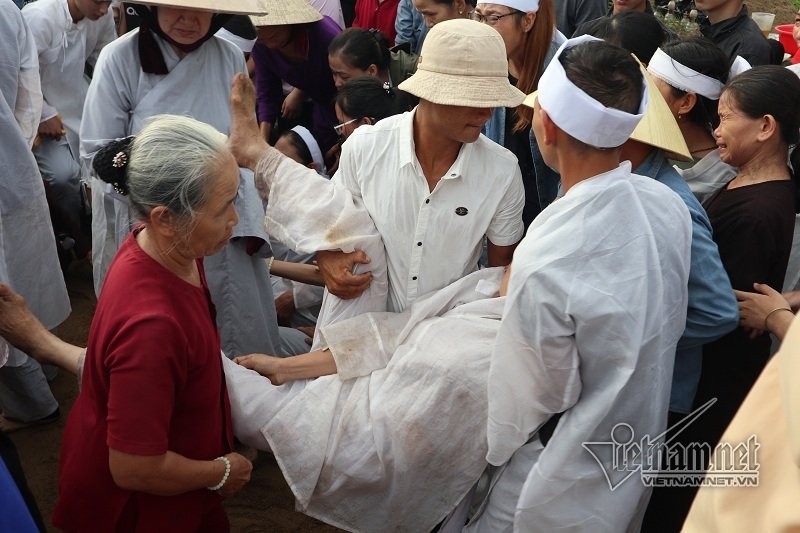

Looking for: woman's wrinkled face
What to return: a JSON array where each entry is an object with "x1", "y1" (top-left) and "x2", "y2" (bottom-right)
[
  {"x1": 713, "y1": 91, "x2": 764, "y2": 167},
  {"x1": 157, "y1": 7, "x2": 213, "y2": 45},
  {"x1": 412, "y1": 0, "x2": 462, "y2": 28},
  {"x1": 181, "y1": 152, "x2": 240, "y2": 258}
]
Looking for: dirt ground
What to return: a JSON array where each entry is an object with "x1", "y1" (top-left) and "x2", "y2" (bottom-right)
[{"x1": 8, "y1": 4, "x2": 800, "y2": 530}]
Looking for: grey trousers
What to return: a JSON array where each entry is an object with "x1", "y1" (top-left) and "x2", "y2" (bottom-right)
[
  {"x1": 33, "y1": 136, "x2": 83, "y2": 238},
  {"x1": 0, "y1": 349, "x2": 58, "y2": 422}
]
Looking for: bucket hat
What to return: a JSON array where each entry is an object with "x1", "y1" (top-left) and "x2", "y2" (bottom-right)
[{"x1": 398, "y1": 19, "x2": 525, "y2": 108}]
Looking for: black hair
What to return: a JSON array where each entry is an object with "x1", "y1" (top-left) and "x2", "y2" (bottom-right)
[
  {"x1": 724, "y1": 65, "x2": 800, "y2": 147},
  {"x1": 723, "y1": 65, "x2": 800, "y2": 189},
  {"x1": 223, "y1": 14, "x2": 257, "y2": 40},
  {"x1": 660, "y1": 37, "x2": 729, "y2": 133},
  {"x1": 574, "y1": 11, "x2": 668, "y2": 64},
  {"x1": 277, "y1": 130, "x2": 314, "y2": 166},
  {"x1": 335, "y1": 76, "x2": 404, "y2": 122},
  {"x1": 560, "y1": 41, "x2": 643, "y2": 115},
  {"x1": 93, "y1": 136, "x2": 136, "y2": 195},
  {"x1": 328, "y1": 27, "x2": 391, "y2": 74}
]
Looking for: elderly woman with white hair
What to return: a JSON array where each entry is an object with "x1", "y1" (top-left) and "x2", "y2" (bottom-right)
[
  {"x1": 53, "y1": 116, "x2": 254, "y2": 531},
  {"x1": 81, "y1": 0, "x2": 310, "y2": 359}
]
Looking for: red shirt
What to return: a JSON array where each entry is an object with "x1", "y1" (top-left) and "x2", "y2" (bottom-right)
[
  {"x1": 352, "y1": 0, "x2": 401, "y2": 45},
  {"x1": 53, "y1": 231, "x2": 234, "y2": 532}
]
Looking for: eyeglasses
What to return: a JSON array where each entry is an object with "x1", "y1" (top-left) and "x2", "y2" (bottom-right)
[
  {"x1": 469, "y1": 10, "x2": 520, "y2": 25},
  {"x1": 333, "y1": 118, "x2": 359, "y2": 135}
]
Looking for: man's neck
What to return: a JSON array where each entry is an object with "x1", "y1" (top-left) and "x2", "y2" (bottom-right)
[
  {"x1": 67, "y1": 0, "x2": 84, "y2": 23},
  {"x1": 558, "y1": 148, "x2": 624, "y2": 194},
  {"x1": 706, "y1": 1, "x2": 743, "y2": 25},
  {"x1": 412, "y1": 110, "x2": 463, "y2": 192}
]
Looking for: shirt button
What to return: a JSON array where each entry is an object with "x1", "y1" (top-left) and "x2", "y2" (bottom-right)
[
  {"x1": 425, "y1": 199, "x2": 430, "y2": 204},
  {"x1": 417, "y1": 242, "x2": 422, "y2": 246},
  {"x1": 412, "y1": 276, "x2": 417, "y2": 280}
]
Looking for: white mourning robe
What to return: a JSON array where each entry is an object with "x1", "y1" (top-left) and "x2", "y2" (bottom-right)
[
  {"x1": 22, "y1": 0, "x2": 115, "y2": 157},
  {"x1": 225, "y1": 150, "x2": 500, "y2": 531},
  {"x1": 80, "y1": 30, "x2": 280, "y2": 357},
  {"x1": 0, "y1": 1, "x2": 71, "y2": 361},
  {"x1": 474, "y1": 163, "x2": 691, "y2": 532}
]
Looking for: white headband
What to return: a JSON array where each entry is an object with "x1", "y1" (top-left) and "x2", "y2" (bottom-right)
[
  {"x1": 647, "y1": 48, "x2": 724, "y2": 100},
  {"x1": 537, "y1": 35, "x2": 648, "y2": 148},
  {"x1": 477, "y1": 0, "x2": 539, "y2": 12},
  {"x1": 291, "y1": 126, "x2": 327, "y2": 176},
  {"x1": 215, "y1": 28, "x2": 256, "y2": 53},
  {"x1": 730, "y1": 55, "x2": 752, "y2": 78}
]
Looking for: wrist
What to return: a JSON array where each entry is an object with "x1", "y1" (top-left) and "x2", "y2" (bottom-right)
[
  {"x1": 207, "y1": 456, "x2": 230, "y2": 491},
  {"x1": 764, "y1": 307, "x2": 793, "y2": 332}
]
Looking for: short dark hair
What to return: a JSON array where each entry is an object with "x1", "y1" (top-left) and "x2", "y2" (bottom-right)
[
  {"x1": 560, "y1": 40, "x2": 643, "y2": 115},
  {"x1": 574, "y1": 11, "x2": 667, "y2": 65},
  {"x1": 660, "y1": 37, "x2": 729, "y2": 133},
  {"x1": 278, "y1": 130, "x2": 314, "y2": 166},
  {"x1": 335, "y1": 76, "x2": 404, "y2": 122}
]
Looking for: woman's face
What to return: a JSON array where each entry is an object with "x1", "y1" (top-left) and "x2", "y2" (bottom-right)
[
  {"x1": 713, "y1": 92, "x2": 764, "y2": 167},
  {"x1": 255, "y1": 25, "x2": 293, "y2": 49},
  {"x1": 652, "y1": 76, "x2": 690, "y2": 120},
  {"x1": 334, "y1": 103, "x2": 363, "y2": 140},
  {"x1": 181, "y1": 152, "x2": 240, "y2": 258},
  {"x1": 793, "y1": 10, "x2": 800, "y2": 45},
  {"x1": 157, "y1": 7, "x2": 213, "y2": 45},
  {"x1": 473, "y1": 4, "x2": 533, "y2": 62},
  {"x1": 412, "y1": 0, "x2": 464, "y2": 28},
  {"x1": 275, "y1": 135, "x2": 314, "y2": 168},
  {"x1": 328, "y1": 53, "x2": 378, "y2": 90}
]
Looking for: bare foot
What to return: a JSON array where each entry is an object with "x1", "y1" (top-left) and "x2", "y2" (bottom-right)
[
  {"x1": 233, "y1": 354, "x2": 286, "y2": 385},
  {"x1": 229, "y1": 73, "x2": 269, "y2": 170}
]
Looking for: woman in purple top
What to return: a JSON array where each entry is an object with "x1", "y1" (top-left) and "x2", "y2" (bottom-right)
[{"x1": 249, "y1": 0, "x2": 341, "y2": 153}]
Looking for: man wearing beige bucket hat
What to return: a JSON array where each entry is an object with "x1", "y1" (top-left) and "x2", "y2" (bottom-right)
[
  {"x1": 316, "y1": 18, "x2": 526, "y2": 314},
  {"x1": 81, "y1": 0, "x2": 314, "y2": 361},
  {"x1": 458, "y1": 36, "x2": 692, "y2": 531}
]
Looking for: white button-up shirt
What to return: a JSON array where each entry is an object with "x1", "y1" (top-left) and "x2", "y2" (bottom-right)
[{"x1": 333, "y1": 108, "x2": 525, "y2": 312}]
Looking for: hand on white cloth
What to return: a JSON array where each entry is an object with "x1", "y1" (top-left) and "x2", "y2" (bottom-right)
[{"x1": 316, "y1": 250, "x2": 372, "y2": 299}]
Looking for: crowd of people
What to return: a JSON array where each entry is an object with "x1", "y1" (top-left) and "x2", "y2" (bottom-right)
[{"x1": 2, "y1": 0, "x2": 800, "y2": 530}]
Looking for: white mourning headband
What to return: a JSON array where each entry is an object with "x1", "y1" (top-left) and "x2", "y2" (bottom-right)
[
  {"x1": 537, "y1": 35, "x2": 649, "y2": 148},
  {"x1": 215, "y1": 27, "x2": 256, "y2": 53},
  {"x1": 477, "y1": 0, "x2": 539, "y2": 12},
  {"x1": 291, "y1": 125, "x2": 327, "y2": 176},
  {"x1": 647, "y1": 48, "x2": 724, "y2": 100}
]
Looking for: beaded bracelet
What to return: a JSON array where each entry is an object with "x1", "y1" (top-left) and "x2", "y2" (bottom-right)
[{"x1": 208, "y1": 456, "x2": 231, "y2": 491}]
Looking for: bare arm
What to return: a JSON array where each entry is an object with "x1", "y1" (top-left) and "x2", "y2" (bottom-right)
[
  {"x1": 270, "y1": 259, "x2": 323, "y2": 286},
  {"x1": 235, "y1": 349, "x2": 337, "y2": 384},
  {"x1": 108, "y1": 449, "x2": 252, "y2": 498},
  {"x1": 487, "y1": 240, "x2": 518, "y2": 267}
]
